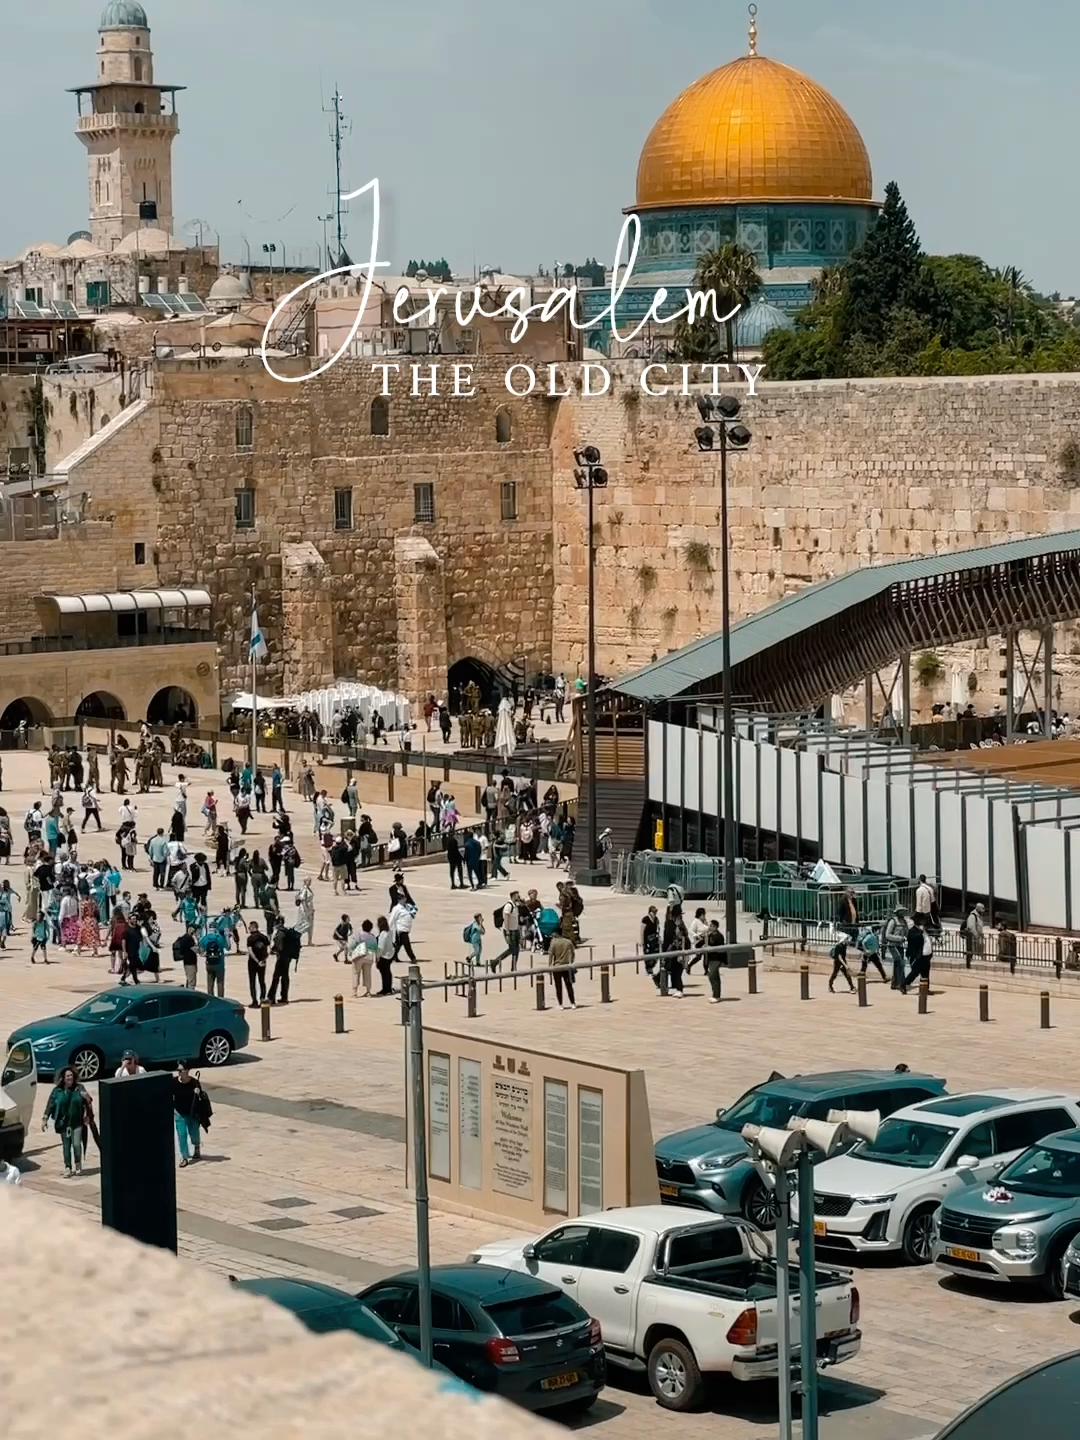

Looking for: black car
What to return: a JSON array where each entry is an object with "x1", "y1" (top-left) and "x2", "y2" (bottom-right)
[
  {"x1": 357, "y1": 1264, "x2": 606, "y2": 1415},
  {"x1": 931, "y1": 1350, "x2": 1080, "y2": 1440}
]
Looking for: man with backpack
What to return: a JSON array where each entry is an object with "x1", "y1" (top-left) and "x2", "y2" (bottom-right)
[
  {"x1": 902, "y1": 916, "x2": 933, "y2": 995},
  {"x1": 268, "y1": 920, "x2": 300, "y2": 1004},
  {"x1": 489, "y1": 892, "x2": 522, "y2": 972},
  {"x1": 201, "y1": 925, "x2": 227, "y2": 998}
]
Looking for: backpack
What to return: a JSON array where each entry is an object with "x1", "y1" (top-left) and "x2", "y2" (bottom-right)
[
  {"x1": 570, "y1": 892, "x2": 584, "y2": 917},
  {"x1": 493, "y1": 905, "x2": 507, "y2": 929},
  {"x1": 341, "y1": 787, "x2": 350, "y2": 804},
  {"x1": 463, "y1": 924, "x2": 473, "y2": 943}
]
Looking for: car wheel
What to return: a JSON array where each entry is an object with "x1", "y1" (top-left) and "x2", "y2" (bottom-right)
[
  {"x1": 901, "y1": 1205, "x2": 938, "y2": 1265},
  {"x1": 742, "y1": 1177, "x2": 778, "y2": 1230},
  {"x1": 647, "y1": 1337, "x2": 704, "y2": 1412},
  {"x1": 70, "y1": 1046, "x2": 102, "y2": 1082},
  {"x1": 200, "y1": 1031, "x2": 233, "y2": 1067},
  {"x1": 1042, "y1": 1240, "x2": 1070, "y2": 1300}
]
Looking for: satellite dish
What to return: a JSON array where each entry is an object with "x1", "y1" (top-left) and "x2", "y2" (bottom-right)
[{"x1": 67, "y1": 230, "x2": 93, "y2": 245}]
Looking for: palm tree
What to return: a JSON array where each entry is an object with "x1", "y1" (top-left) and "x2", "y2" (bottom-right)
[{"x1": 674, "y1": 243, "x2": 762, "y2": 362}]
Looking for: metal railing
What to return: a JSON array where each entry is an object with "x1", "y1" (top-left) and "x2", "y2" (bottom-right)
[{"x1": 760, "y1": 916, "x2": 1076, "y2": 979}]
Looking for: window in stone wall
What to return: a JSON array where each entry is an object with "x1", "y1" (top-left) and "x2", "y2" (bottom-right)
[
  {"x1": 500, "y1": 482, "x2": 518, "y2": 521},
  {"x1": 370, "y1": 396, "x2": 390, "y2": 437},
  {"x1": 86, "y1": 281, "x2": 110, "y2": 307},
  {"x1": 235, "y1": 404, "x2": 254, "y2": 452},
  {"x1": 334, "y1": 487, "x2": 354, "y2": 531},
  {"x1": 413, "y1": 483, "x2": 435, "y2": 524},
  {"x1": 235, "y1": 488, "x2": 256, "y2": 529},
  {"x1": 134, "y1": 542, "x2": 146, "y2": 565},
  {"x1": 495, "y1": 407, "x2": 512, "y2": 444}
]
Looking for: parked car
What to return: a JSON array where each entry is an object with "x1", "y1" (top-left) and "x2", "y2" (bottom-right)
[
  {"x1": 809, "y1": 1090, "x2": 1080, "y2": 1266},
  {"x1": 929, "y1": 1350, "x2": 1080, "y2": 1440},
  {"x1": 0, "y1": 1039, "x2": 38, "y2": 1159},
  {"x1": 356, "y1": 1264, "x2": 605, "y2": 1416},
  {"x1": 230, "y1": 1277, "x2": 459, "y2": 1380},
  {"x1": 5, "y1": 987, "x2": 251, "y2": 1081},
  {"x1": 933, "y1": 1126, "x2": 1080, "y2": 1296},
  {"x1": 654, "y1": 1066, "x2": 946, "y2": 1226},
  {"x1": 466, "y1": 1205, "x2": 861, "y2": 1413}
]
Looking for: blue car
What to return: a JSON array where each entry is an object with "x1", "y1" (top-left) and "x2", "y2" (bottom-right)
[{"x1": 6, "y1": 987, "x2": 251, "y2": 1082}]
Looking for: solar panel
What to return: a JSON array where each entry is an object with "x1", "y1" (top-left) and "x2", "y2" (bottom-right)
[
  {"x1": 174, "y1": 294, "x2": 208, "y2": 313},
  {"x1": 14, "y1": 300, "x2": 45, "y2": 319},
  {"x1": 51, "y1": 300, "x2": 80, "y2": 320},
  {"x1": 141, "y1": 293, "x2": 174, "y2": 312}
]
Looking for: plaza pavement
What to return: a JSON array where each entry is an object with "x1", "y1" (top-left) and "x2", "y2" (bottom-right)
[{"x1": 3, "y1": 749, "x2": 1079, "y2": 1439}]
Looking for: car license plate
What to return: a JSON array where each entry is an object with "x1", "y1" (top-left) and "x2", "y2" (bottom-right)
[
  {"x1": 541, "y1": 1371, "x2": 580, "y2": 1391},
  {"x1": 659, "y1": 1182, "x2": 680, "y2": 1198},
  {"x1": 947, "y1": 1246, "x2": 980, "y2": 1264},
  {"x1": 813, "y1": 1220, "x2": 827, "y2": 1237}
]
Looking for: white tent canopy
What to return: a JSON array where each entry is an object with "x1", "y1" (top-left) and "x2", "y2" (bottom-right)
[{"x1": 225, "y1": 682, "x2": 411, "y2": 730}]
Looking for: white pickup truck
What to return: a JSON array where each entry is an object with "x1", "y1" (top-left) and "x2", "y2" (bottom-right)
[
  {"x1": 467, "y1": 1205, "x2": 860, "y2": 1412},
  {"x1": 0, "y1": 1039, "x2": 38, "y2": 1161}
]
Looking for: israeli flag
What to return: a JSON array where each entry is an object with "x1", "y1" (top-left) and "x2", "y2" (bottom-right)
[{"x1": 249, "y1": 603, "x2": 268, "y2": 663}]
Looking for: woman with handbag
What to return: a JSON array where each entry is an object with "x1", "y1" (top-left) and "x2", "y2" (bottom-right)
[{"x1": 172, "y1": 1060, "x2": 207, "y2": 1167}]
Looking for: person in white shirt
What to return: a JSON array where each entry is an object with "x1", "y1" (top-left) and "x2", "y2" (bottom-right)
[
  {"x1": 174, "y1": 776, "x2": 188, "y2": 816},
  {"x1": 115, "y1": 1050, "x2": 146, "y2": 1078},
  {"x1": 914, "y1": 874, "x2": 935, "y2": 925},
  {"x1": 0, "y1": 1158, "x2": 21, "y2": 1185},
  {"x1": 686, "y1": 907, "x2": 709, "y2": 972},
  {"x1": 388, "y1": 899, "x2": 417, "y2": 963},
  {"x1": 118, "y1": 799, "x2": 137, "y2": 827}
]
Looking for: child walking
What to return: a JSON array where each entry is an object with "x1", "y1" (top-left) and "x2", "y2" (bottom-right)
[
  {"x1": 332, "y1": 913, "x2": 353, "y2": 963},
  {"x1": 30, "y1": 913, "x2": 50, "y2": 964}
]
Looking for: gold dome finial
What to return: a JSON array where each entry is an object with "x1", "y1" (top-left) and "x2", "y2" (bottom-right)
[{"x1": 748, "y1": 3, "x2": 758, "y2": 56}]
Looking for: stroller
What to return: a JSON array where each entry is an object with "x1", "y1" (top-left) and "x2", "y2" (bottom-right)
[{"x1": 534, "y1": 907, "x2": 561, "y2": 953}]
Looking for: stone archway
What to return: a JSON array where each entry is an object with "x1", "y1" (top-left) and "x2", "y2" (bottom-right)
[
  {"x1": 0, "y1": 696, "x2": 54, "y2": 729},
  {"x1": 147, "y1": 686, "x2": 198, "y2": 726},
  {"x1": 76, "y1": 691, "x2": 127, "y2": 721},
  {"x1": 447, "y1": 657, "x2": 500, "y2": 714}
]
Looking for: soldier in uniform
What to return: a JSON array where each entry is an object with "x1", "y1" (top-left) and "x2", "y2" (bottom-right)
[
  {"x1": 169, "y1": 722, "x2": 182, "y2": 761},
  {"x1": 465, "y1": 679, "x2": 481, "y2": 714},
  {"x1": 87, "y1": 747, "x2": 101, "y2": 791},
  {"x1": 111, "y1": 748, "x2": 129, "y2": 796},
  {"x1": 150, "y1": 738, "x2": 164, "y2": 787}
]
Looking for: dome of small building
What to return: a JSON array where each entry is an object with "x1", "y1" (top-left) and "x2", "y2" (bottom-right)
[
  {"x1": 114, "y1": 227, "x2": 185, "y2": 256},
  {"x1": 208, "y1": 272, "x2": 252, "y2": 303},
  {"x1": 100, "y1": 1, "x2": 149, "y2": 29},
  {"x1": 735, "y1": 296, "x2": 795, "y2": 348}
]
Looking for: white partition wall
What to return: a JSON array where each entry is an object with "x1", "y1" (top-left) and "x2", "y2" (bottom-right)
[{"x1": 646, "y1": 719, "x2": 1073, "y2": 928}]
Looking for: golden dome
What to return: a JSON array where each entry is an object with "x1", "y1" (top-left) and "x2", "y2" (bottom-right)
[{"x1": 635, "y1": 53, "x2": 872, "y2": 210}]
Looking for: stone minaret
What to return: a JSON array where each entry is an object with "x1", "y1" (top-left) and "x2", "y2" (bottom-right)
[{"x1": 73, "y1": 3, "x2": 183, "y2": 251}]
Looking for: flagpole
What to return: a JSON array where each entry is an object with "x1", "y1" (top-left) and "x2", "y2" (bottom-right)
[{"x1": 250, "y1": 584, "x2": 258, "y2": 776}]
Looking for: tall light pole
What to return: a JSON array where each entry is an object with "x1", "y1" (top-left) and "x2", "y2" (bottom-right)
[
  {"x1": 695, "y1": 396, "x2": 752, "y2": 943},
  {"x1": 574, "y1": 445, "x2": 611, "y2": 888}
]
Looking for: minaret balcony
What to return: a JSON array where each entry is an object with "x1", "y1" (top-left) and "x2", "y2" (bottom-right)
[{"x1": 77, "y1": 110, "x2": 179, "y2": 136}]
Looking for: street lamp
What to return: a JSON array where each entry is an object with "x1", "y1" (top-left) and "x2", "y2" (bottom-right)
[
  {"x1": 574, "y1": 445, "x2": 611, "y2": 888},
  {"x1": 742, "y1": 1107, "x2": 879, "y2": 1440},
  {"x1": 695, "y1": 394, "x2": 751, "y2": 943}
]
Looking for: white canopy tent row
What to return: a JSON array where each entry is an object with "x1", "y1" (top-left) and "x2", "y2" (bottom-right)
[{"x1": 223, "y1": 682, "x2": 411, "y2": 730}]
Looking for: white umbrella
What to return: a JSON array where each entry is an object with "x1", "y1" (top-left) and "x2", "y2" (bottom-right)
[
  {"x1": 829, "y1": 694, "x2": 845, "y2": 725},
  {"x1": 495, "y1": 695, "x2": 516, "y2": 760},
  {"x1": 950, "y1": 667, "x2": 965, "y2": 709}
]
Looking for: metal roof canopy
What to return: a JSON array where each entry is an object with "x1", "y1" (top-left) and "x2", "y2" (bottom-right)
[
  {"x1": 43, "y1": 589, "x2": 210, "y2": 614},
  {"x1": 612, "y1": 531, "x2": 1080, "y2": 714}
]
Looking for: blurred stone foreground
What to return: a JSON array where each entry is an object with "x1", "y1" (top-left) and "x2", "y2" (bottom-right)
[{"x1": 0, "y1": 1189, "x2": 552, "y2": 1440}]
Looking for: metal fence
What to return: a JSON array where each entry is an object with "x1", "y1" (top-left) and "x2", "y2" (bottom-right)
[
  {"x1": 754, "y1": 880, "x2": 911, "y2": 926},
  {"x1": 614, "y1": 850, "x2": 744, "y2": 898},
  {"x1": 761, "y1": 916, "x2": 1078, "y2": 979}
]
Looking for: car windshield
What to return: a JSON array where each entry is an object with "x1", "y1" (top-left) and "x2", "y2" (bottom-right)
[
  {"x1": 999, "y1": 1145, "x2": 1080, "y2": 1198},
  {"x1": 851, "y1": 1118, "x2": 956, "y2": 1169},
  {"x1": 716, "y1": 1086, "x2": 807, "y2": 1132},
  {"x1": 66, "y1": 994, "x2": 131, "y2": 1024}
]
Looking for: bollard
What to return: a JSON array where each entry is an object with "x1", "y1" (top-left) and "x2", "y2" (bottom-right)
[
  {"x1": 748, "y1": 959, "x2": 759, "y2": 995},
  {"x1": 918, "y1": 979, "x2": 929, "y2": 1015},
  {"x1": 600, "y1": 965, "x2": 612, "y2": 1004},
  {"x1": 857, "y1": 972, "x2": 868, "y2": 1008},
  {"x1": 979, "y1": 984, "x2": 990, "y2": 1022},
  {"x1": 536, "y1": 973, "x2": 547, "y2": 1011},
  {"x1": 800, "y1": 964, "x2": 810, "y2": 1000},
  {"x1": 467, "y1": 979, "x2": 478, "y2": 1018},
  {"x1": 334, "y1": 994, "x2": 345, "y2": 1034},
  {"x1": 260, "y1": 1001, "x2": 272, "y2": 1041},
  {"x1": 1041, "y1": 990, "x2": 1051, "y2": 1030}
]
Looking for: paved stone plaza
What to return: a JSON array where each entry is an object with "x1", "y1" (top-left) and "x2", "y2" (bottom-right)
[{"x1": 3, "y1": 749, "x2": 1079, "y2": 1439}]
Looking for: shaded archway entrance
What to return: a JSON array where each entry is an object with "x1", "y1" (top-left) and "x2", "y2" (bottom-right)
[
  {"x1": 0, "y1": 696, "x2": 54, "y2": 729},
  {"x1": 448, "y1": 658, "x2": 499, "y2": 713},
  {"x1": 147, "y1": 686, "x2": 198, "y2": 726},
  {"x1": 76, "y1": 691, "x2": 126, "y2": 721}
]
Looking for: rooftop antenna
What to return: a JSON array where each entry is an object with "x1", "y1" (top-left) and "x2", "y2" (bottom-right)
[{"x1": 324, "y1": 86, "x2": 352, "y2": 266}]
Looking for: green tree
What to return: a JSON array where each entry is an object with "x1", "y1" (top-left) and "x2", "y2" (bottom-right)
[
  {"x1": 833, "y1": 180, "x2": 931, "y2": 362},
  {"x1": 672, "y1": 243, "x2": 762, "y2": 363}
]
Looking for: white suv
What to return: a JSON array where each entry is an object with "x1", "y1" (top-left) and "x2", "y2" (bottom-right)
[
  {"x1": 800, "y1": 1089, "x2": 1080, "y2": 1265},
  {"x1": 0, "y1": 1039, "x2": 38, "y2": 1161}
]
